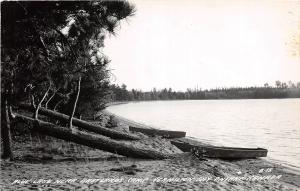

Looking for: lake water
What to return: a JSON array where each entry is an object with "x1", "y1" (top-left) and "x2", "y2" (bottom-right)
[{"x1": 107, "y1": 99, "x2": 300, "y2": 169}]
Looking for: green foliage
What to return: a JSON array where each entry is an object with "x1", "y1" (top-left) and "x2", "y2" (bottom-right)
[
  {"x1": 110, "y1": 81, "x2": 300, "y2": 101},
  {"x1": 1, "y1": 1, "x2": 135, "y2": 116}
]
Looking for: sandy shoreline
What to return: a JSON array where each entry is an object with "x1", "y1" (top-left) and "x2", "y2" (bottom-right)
[
  {"x1": 1, "y1": 110, "x2": 300, "y2": 190},
  {"x1": 2, "y1": 150, "x2": 300, "y2": 190}
]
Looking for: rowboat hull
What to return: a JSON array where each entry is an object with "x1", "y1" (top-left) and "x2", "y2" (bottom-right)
[
  {"x1": 171, "y1": 140, "x2": 268, "y2": 159},
  {"x1": 129, "y1": 126, "x2": 186, "y2": 138}
]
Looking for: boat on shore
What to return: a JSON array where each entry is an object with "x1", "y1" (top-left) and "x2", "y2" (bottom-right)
[
  {"x1": 129, "y1": 126, "x2": 186, "y2": 138},
  {"x1": 171, "y1": 140, "x2": 268, "y2": 159}
]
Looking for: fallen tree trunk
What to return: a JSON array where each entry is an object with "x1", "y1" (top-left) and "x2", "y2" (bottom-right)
[
  {"x1": 13, "y1": 113, "x2": 171, "y2": 159},
  {"x1": 18, "y1": 103, "x2": 141, "y2": 140}
]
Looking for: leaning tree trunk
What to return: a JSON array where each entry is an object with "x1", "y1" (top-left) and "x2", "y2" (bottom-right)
[
  {"x1": 1, "y1": 99, "x2": 13, "y2": 160},
  {"x1": 45, "y1": 88, "x2": 60, "y2": 109},
  {"x1": 13, "y1": 113, "x2": 171, "y2": 159},
  {"x1": 34, "y1": 82, "x2": 51, "y2": 119},
  {"x1": 69, "y1": 77, "x2": 81, "y2": 129},
  {"x1": 18, "y1": 103, "x2": 141, "y2": 140}
]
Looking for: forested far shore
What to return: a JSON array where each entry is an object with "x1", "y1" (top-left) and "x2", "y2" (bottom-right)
[{"x1": 109, "y1": 81, "x2": 300, "y2": 101}]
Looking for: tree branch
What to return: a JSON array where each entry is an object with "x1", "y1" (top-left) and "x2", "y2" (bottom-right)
[
  {"x1": 53, "y1": 27, "x2": 77, "y2": 61},
  {"x1": 34, "y1": 82, "x2": 51, "y2": 119},
  {"x1": 68, "y1": 77, "x2": 81, "y2": 129},
  {"x1": 45, "y1": 87, "x2": 60, "y2": 109},
  {"x1": 53, "y1": 99, "x2": 64, "y2": 111}
]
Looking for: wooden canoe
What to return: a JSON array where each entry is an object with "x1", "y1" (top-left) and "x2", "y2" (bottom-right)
[
  {"x1": 171, "y1": 140, "x2": 267, "y2": 159},
  {"x1": 129, "y1": 126, "x2": 186, "y2": 138}
]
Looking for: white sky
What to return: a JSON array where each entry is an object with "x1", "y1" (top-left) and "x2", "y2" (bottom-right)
[{"x1": 104, "y1": 0, "x2": 300, "y2": 91}]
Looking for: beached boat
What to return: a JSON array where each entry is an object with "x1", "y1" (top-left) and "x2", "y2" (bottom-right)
[
  {"x1": 129, "y1": 126, "x2": 186, "y2": 138},
  {"x1": 171, "y1": 140, "x2": 268, "y2": 159}
]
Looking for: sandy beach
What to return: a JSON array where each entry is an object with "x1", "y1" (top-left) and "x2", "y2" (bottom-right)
[{"x1": 1, "y1": 112, "x2": 300, "y2": 191}]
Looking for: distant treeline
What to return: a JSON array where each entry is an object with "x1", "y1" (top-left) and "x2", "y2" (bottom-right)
[{"x1": 109, "y1": 81, "x2": 300, "y2": 101}]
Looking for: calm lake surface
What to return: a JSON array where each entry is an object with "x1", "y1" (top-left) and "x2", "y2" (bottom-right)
[{"x1": 107, "y1": 99, "x2": 300, "y2": 169}]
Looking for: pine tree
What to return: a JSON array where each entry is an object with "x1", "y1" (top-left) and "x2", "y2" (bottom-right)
[{"x1": 1, "y1": 0, "x2": 135, "y2": 158}]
